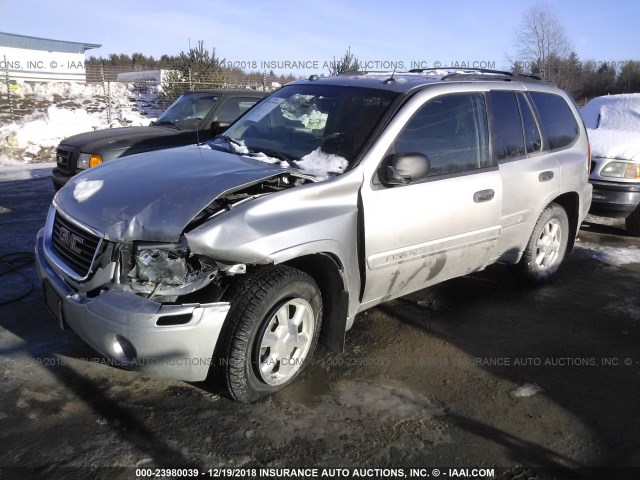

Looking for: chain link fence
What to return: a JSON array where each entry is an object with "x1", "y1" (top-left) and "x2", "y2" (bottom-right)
[
  {"x1": 1, "y1": 63, "x2": 279, "y2": 126},
  {"x1": 84, "y1": 64, "x2": 277, "y2": 122}
]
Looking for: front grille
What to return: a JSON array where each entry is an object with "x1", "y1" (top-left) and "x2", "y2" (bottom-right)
[
  {"x1": 51, "y1": 212, "x2": 105, "y2": 278},
  {"x1": 56, "y1": 147, "x2": 77, "y2": 174}
]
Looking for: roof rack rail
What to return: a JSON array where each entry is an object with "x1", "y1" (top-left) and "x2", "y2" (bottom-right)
[
  {"x1": 337, "y1": 70, "x2": 395, "y2": 76},
  {"x1": 408, "y1": 67, "x2": 543, "y2": 82}
]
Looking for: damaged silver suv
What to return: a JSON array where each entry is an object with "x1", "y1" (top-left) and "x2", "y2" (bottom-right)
[{"x1": 36, "y1": 69, "x2": 592, "y2": 402}]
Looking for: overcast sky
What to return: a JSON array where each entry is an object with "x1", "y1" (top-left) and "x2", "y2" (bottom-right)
[{"x1": 1, "y1": 0, "x2": 638, "y2": 74}]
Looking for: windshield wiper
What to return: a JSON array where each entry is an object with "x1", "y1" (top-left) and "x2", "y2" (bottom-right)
[{"x1": 209, "y1": 135, "x2": 246, "y2": 152}]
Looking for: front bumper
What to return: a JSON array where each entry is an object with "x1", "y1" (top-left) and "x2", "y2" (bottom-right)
[
  {"x1": 35, "y1": 228, "x2": 230, "y2": 382},
  {"x1": 51, "y1": 167, "x2": 74, "y2": 189},
  {"x1": 589, "y1": 180, "x2": 640, "y2": 218}
]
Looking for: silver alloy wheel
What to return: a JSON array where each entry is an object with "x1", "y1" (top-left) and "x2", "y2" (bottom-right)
[
  {"x1": 257, "y1": 298, "x2": 315, "y2": 386},
  {"x1": 535, "y1": 218, "x2": 562, "y2": 270}
]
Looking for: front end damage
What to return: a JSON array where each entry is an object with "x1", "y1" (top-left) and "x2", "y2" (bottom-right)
[{"x1": 36, "y1": 172, "x2": 316, "y2": 381}]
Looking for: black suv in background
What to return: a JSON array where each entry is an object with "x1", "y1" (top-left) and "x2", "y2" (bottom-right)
[{"x1": 51, "y1": 89, "x2": 267, "y2": 189}]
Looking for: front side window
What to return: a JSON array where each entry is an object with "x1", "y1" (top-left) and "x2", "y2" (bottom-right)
[
  {"x1": 529, "y1": 92, "x2": 579, "y2": 150},
  {"x1": 387, "y1": 93, "x2": 490, "y2": 177}
]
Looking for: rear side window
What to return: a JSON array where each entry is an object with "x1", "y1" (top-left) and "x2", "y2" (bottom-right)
[
  {"x1": 529, "y1": 92, "x2": 579, "y2": 150},
  {"x1": 388, "y1": 93, "x2": 490, "y2": 176},
  {"x1": 517, "y1": 93, "x2": 542, "y2": 154},
  {"x1": 489, "y1": 92, "x2": 525, "y2": 160}
]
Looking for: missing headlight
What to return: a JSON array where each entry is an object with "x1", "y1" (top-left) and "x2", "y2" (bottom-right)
[
  {"x1": 137, "y1": 247, "x2": 188, "y2": 285},
  {"x1": 127, "y1": 242, "x2": 219, "y2": 299}
]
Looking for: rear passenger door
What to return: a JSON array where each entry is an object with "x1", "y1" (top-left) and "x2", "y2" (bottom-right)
[
  {"x1": 360, "y1": 92, "x2": 502, "y2": 307},
  {"x1": 489, "y1": 90, "x2": 561, "y2": 261}
]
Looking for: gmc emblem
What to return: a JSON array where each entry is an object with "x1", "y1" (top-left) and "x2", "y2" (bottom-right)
[{"x1": 59, "y1": 227, "x2": 83, "y2": 254}]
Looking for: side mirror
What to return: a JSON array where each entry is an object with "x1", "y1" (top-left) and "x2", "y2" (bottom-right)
[
  {"x1": 382, "y1": 152, "x2": 431, "y2": 185},
  {"x1": 210, "y1": 121, "x2": 231, "y2": 135}
]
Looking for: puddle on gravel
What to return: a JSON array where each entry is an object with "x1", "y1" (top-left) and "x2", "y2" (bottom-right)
[
  {"x1": 334, "y1": 380, "x2": 446, "y2": 419},
  {"x1": 247, "y1": 379, "x2": 449, "y2": 453}
]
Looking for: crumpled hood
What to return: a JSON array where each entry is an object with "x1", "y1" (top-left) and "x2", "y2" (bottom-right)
[
  {"x1": 55, "y1": 145, "x2": 291, "y2": 242},
  {"x1": 60, "y1": 126, "x2": 185, "y2": 153}
]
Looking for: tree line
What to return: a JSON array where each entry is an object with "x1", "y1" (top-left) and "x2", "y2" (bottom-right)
[{"x1": 86, "y1": 41, "x2": 298, "y2": 90}]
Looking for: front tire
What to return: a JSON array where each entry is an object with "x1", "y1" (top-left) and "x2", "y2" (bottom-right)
[
  {"x1": 214, "y1": 265, "x2": 322, "y2": 403},
  {"x1": 519, "y1": 203, "x2": 570, "y2": 284},
  {"x1": 625, "y1": 204, "x2": 640, "y2": 236}
]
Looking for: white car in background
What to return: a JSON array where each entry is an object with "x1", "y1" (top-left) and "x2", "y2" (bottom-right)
[{"x1": 582, "y1": 94, "x2": 640, "y2": 235}]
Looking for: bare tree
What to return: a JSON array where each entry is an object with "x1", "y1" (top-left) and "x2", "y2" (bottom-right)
[
  {"x1": 328, "y1": 47, "x2": 360, "y2": 76},
  {"x1": 513, "y1": 4, "x2": 572, "y2": 82}
]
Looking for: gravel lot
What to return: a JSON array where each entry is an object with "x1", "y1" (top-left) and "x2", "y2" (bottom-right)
[{"x1": 1, "y1": 166, "x2": 639, "y2": 479}]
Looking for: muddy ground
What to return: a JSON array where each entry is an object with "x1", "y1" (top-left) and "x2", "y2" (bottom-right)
[{"x1": 0, "y1": 166, "x2": 639, "y2": 479}]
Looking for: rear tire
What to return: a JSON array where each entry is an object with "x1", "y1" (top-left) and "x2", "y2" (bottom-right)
[
  {"x1": 625, "y1": 205, "x2": 640, "y2": 236},
  {"x1": 519, "y1": 203, "x2": 569, "y2": 284},
  {"x1": 213, "y1": 265, "x2": 322, "y2": 403}
]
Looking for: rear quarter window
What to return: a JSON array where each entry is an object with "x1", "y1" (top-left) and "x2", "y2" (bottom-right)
[{"x1": 529, "y1": 92, "x2": 579, "y2": 150}]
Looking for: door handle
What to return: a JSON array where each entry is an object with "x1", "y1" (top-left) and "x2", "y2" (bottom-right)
[
  {"x1": 473, "y1": 189, "x2": 495, "y2": 203},
  {"x1": 539, "y1": 171, "x2": 554, "y2": 182}
]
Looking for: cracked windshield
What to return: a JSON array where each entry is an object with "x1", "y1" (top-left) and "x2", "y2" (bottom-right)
[{"x1": 212, "y1": 85, "x2": 397, "y2": 177}]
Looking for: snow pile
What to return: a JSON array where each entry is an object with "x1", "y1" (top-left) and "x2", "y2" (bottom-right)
[
  {"x1": 0, "y1": 82, "x2": 156, "y2": 164},
  {"x1": 587, "y1": 129, "x2": 640, "y2": 161},
  {"x1": 581, "y1": 94, "x2": 640, "y2": 130},
  {"x1": 295, "y1": 148, "x2": 348, "y2": 177},
  {"x1": 0, "y1": 155, "x2": 25, "y2": 167},
  {"x1": 204, "y1": 140, "x2": 348, "y2": 179},
  {"x1": 581, "y1": 94, "x2": 640, "y2": 160},
  {"x1": 238, "y1": 151, "x2": 281, "y2": 165},
  {"x1": 13, "y1": 106, "x2": 102, "y2": 149},
  {"x1": 241, "y1": 146, "x2": 349, "y2": 178},
  {"x1": 228, "y1": 139, "x2": 250, "y2": 155}
]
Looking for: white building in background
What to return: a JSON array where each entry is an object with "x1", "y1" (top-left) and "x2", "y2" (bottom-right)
[
  {"x1": 116, "y1": 69, "x2": 179, "y2": 84},
  {"x1": 0, "y1": 32, "x2": 100, "y2": 83}
]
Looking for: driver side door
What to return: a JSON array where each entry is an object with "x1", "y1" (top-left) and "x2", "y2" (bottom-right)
[{"x1": 360, "y1": 92, "x2": 502, "y2": 308}]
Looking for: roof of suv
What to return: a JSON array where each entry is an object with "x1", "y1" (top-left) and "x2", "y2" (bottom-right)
[
  {"x1": 186, "y1": 88, "x2": 267, "y2": 96},
  {"x1": 292, "y1": 68, "x2": 549, "y2": 94}
]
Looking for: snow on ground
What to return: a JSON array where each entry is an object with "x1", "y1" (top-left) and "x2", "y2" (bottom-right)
[
  {"x1": 0, "y1": 162, "x2": 56, "y2": 181},
  {"x1": 576, "y1": 240, "x2": 640, "y2": 267},
  {"x1": 0, "y1": 82, "x2": 157, "y2": 165},
  {"x1": 581, "y1": 94, "x2": 640, "y2": 160}
]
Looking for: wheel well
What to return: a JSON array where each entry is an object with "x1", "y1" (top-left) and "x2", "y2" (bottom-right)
[
  {"x1": 285, "y1": 254, "x2": 349, "y2": 353},
  {"x1": 551, "y1": 192, "x2": 580, "y2": 252}
]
